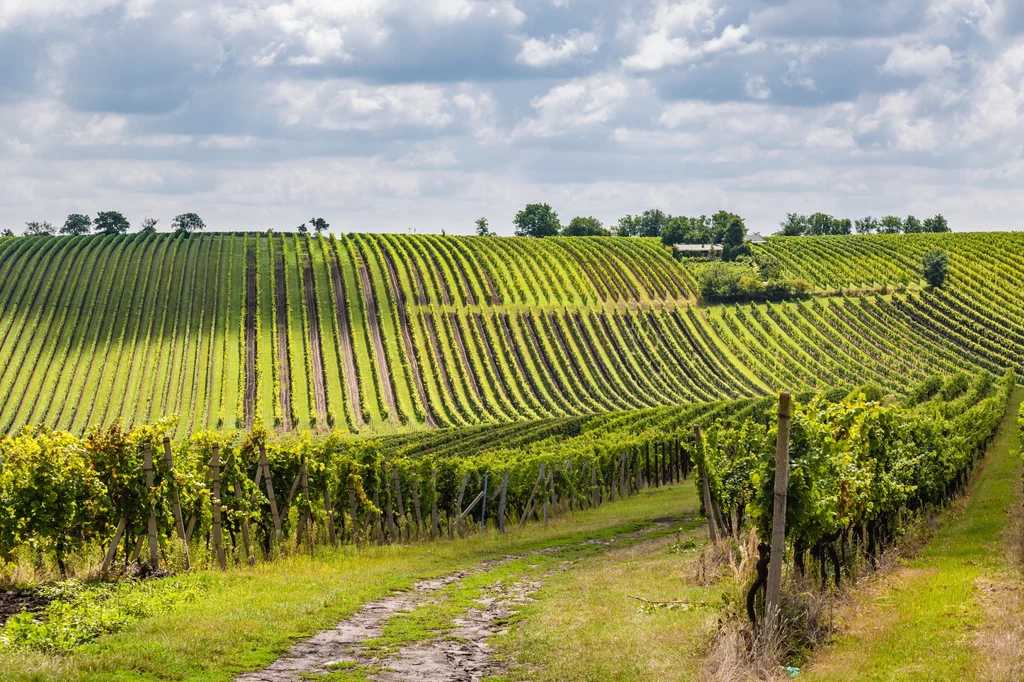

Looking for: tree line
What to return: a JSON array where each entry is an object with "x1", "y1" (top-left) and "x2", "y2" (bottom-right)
[
  {"x1": 1, "y1": 214, "x2": 333, "y2": 238},
  {"x1": 778, "y1": 212, "x2": 950, "y2": 236}
]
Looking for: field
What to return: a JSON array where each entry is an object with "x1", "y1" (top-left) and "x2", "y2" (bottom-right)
[{"x1": 0, "y1": 231, "x2": 1022, "y2": 681}]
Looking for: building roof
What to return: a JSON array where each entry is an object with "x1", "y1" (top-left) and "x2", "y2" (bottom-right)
[
  {"x1": 673, "y1": 243, "x2": 717, "y2": 251},
  {"x1": 749, "y1": 232, "x2": 765, "y2": 243}
]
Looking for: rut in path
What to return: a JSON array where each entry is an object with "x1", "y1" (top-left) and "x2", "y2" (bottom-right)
[
  {"x1": 273, "y1": 249, "x2": 293, "y2": 431},
  {"x1": 236, "y1": 523, "x2": 679, "y2": 682},
  {"x1": 327, "y1": 250, "x2": 363, "y2": 429},
  {"x1": 244, "y1": 247, "x2": 257, "y2": 430},
  {"x1": 300, "y1": 241, "x2": 329, "y2": 428}
]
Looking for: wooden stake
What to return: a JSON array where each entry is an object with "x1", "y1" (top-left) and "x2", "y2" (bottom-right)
[
  {"x1": 411, "y1": 473, "x2": 424, "y2": 538},
  {"x1": 161, "y1": 438, "x2": 190, "y2": 569},
  {"x1": 348, "y1": 482, "x2": 360, "y2": 546},
  {"x1": 259, "y1": 443, "x2": 283, "y2": 545},
  {"x1": 430, "y1": 469, "x2": 439, "y2": 540},
  {"x1": 519, "y1": 463, "x2": 546, "y2": 529},
  {"x1": 766, "y1": 392, "x2": 792, "y2": 625},
  {"x1": 498, "y1": 472, "x2": 508, "y2": 534},
  {"x1": 479, "y1": 473, "x2": 488, "y2": 534},
  {"x1": 210, "y1": 446, "x2": 227, "y2": 570},
  {"x1": 143, "y1": 443, "x2": 159, "y2": 569},
  {"x1": 694, "y1": 425, "x2": 719, "y2": 545},
  {"x1": 455, "y1": 473, "x2": 468, "y2": 538},
  {"x1": 393, "y1": 465, "x2": 408, "y2": 542},
  {"x1": 232, "y1": 478, "x2": 256, "y2": 566},
  {"x1": 101, "y1": 514, "x2": 127, "y2": 574},
  {"x1": 323, "y1": 485, "x2": 337, "y2": 545},
  {"x1": 384, "y1": 464, "x2": 397, "y2": 543}
]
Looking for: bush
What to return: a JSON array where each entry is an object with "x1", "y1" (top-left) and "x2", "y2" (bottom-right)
[
  {"x1": 923, "y1": 248, "x2": 948, "y2": 287},
  {"x1": 697, "y1": 263, "x2": 813, "y2": 304}
]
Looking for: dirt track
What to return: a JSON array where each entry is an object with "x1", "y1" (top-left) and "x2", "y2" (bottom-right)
[{"x1": 327, "y1": 251, "x2": 364, "y2": 429}]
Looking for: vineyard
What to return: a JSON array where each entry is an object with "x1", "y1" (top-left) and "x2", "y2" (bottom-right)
[{"x1": 0, "y1": 231, "x2": 1022, "y2": 438}]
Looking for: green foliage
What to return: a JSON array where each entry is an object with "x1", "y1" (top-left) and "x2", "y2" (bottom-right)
[
  {"x1": 721, "y1": 219, "x2": 748, "y2": 261},
  {"x1": 923, "y1": 214, "x2": 950, "y2": 233},
  {"x1": 696, "y1": 262, "x2": 811, "y2": 303},
  {"x1": 172, "y1": 213, "x2": 205, "y2": 236},
  {"x1": 139, "y1": 218, "x2": 159, "y2": 234},
  {"x1": 60, "y1": 214, "x2": 92, "y2": 236},
  {"x1": 922, "y1": 248, "x2": 948, "y2": 287},
  {"x1": 474, "y1": 217, "x2": 492, "y2": 236},
  {"x1": 24, "y1": 221, "x2": 56, "y2": 237},
  {"x1": 94, "y1": 211, "x2": 130, "y2": 235},
  {"x1": 562, "y1": 216, "x2": 609, "y2": 237},
  {"x1": 514, "y1": 203, "x2": 561, "y2": 238},
  {"x1": 310, "y1": 217, "x2": 329, "y2": 234}
]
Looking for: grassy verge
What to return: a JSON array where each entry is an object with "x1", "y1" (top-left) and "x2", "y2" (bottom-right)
[
  {"x1": 803, "y1": 388, "x2": 1023, "y2": 682},
  {"x1": 488, "y1": 519, "x2": 724, "y2": 681},
  {"x1": 0, "y1": 485, "x2": 696, "y2": 682}
]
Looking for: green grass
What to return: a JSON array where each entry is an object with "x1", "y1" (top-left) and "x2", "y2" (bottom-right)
[
  {"x1": 0, "y1": 484, "x2": 697, "y2": 681},
  {"x1": 803, "y1": 388, "x2": 1024, "y2": 682}
]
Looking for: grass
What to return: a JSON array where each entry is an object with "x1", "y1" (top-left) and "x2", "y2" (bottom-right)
[
  {"x1": 0, "y1": 484, "x2": 696, "y2": 681},
  {"x1": 802, "y1": 388, "x2": 1024, "y2": 682},
  {"x1": 488, "y1": 517, "x2": 727, "y2": 682}
]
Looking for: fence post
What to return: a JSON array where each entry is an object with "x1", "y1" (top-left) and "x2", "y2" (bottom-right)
[
  {"x1": 479, "y1": 473, "x2": 488, "y2": 534},
  {"x1": 411, "y1": 472, "x2": 424, "y2": 539},
  {"x1": 694, "y1": 425, "x2": 719, "y2": 544},
  {"x1": 142, "y1": 443, "x2": 160, "y2": 569},
  {"x1": 430, "y1": 468, "x2": 439, "y2": 540},
  {"x1": 498, "y1": 472, "x2": 508, "y2": 534},
  {"x1": 232, "y1": 477, "x2": 256, "y2": 566},
  {"x1": 160, "y1": 438, "x2": 190, "y2": 570},
  {"x1": 210, "y1": 445, "x2": 227, "y2": 570},
  {"x1": 259, "y1": 443, "x2": 282, "y2": 546},
  {"x1": 393, "y1": 465, "x2": 408, "y2": 542},
  {"x1": 766, "y1": 392, "x2": 792, "y2": 626},
  {"x1": 348, "y1": 482, "x2": 360, "y2": 546}
]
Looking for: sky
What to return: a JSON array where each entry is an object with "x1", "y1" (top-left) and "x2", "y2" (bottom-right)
[{"x1": 1, "y1": 0, "x2": 1022, "y2": 236}]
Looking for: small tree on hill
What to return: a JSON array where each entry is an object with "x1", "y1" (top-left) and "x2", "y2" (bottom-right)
[
  {"x1": 310, "y1": 217, "x2": 329, "y2": 234},
  {"x1": 923, "y1": 249, "x2": 948, "y2": 287},
  {"x1": 172, "y1": 213, "x2": 205, "y2": 236},
  {"x1": 903, "y1": 215, "x2": 924, "y2": 233},
  {"x1": 854, "y1": 216, "x2": 878, "y2": 234},
  {"x1": 513, "y1": 203, "x2": 560, "y2": 237},
  {"x1": 296, "y1": 222, "x2": 308, "y2": 234},
  {"x1": 0, "y1": 229, "x2": 14, "y2": 237},
  {"x1": 140, "y1": 218, "x2": 159, "y2": 234},
  {"x1": 61, "y1": 214, "x2": 92, "y2": 235},
  {"x1": 923, "y1": 214, "x2": 950, "y2": 233},
  {"x1": 878, "y1": 215, "x2": 903, "y2": 234},
  {"x1": 721, "y1": 218, "x2": 748, "y2": 261},
  {"x1": 25, "y1": 221, "x2": 56, "y2": 236},
  {"x1": 94, "y1": 211, "x2": 130, "y2": 235},
  {"x1": 562, "y1": 216, "x2": 609, "y2": 236},
  {"x1": 475, "y1": 217, "x2": 493, "y2": 236}
]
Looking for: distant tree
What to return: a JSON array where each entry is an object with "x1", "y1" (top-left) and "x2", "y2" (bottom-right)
[
  {"x1": 903, "y1": 215, "x2": 924, "y2": 233},
  {"x1": 615, "y1": 214, "x2": 640, "y2": 237},
  {"x1": 513, "y1": 203, "x2": 561, "y2": 237},
  {"x1": 296, "y1": 222, "x2": 308, "y2": 234},
  {"x1": 636, "y1": 209, "x2": 668, "y2": 238},
  {"x1": 172, "y1": 213, "x2": 205, "y2": 236},
  {"x1": 923, "y1": 249, "x2": 949, "y2": 287},
  {"x1": 835, "y1": 218, "x2": 853, "y2": 235},
  {"x1": 711, "y1": 210, "x2": 742, "y2": 243},
  {"x1": 562, "y1": 216, "x2": 610, "y2": 237},
  {"x1": 475, "y1": 217, "x2": 493, "y2": 236},
  {"x1": 24, "y1": 221, "x2": 56, "y2": 236},
  {"x1": 140, "y1": 218, "x2": 159, "y2": 234},
  {"x1": 779, "y1": 213, "x2": 808, "y2": 236},
  {"x1": 721, "y1": 218, "x2": 748, "y2": 261},
  {"x1": 878, "y1": 215, "x2": 903, "y2": 234},
  {"x1": 854, "y1": 216, "x2": 878, "y2": 234},
  {"x1": 0, "y1": 229, "x2": 13, "y2": 238},
  {"x1": 923, "y1": 214, "x2": 950, "y2": 233},
  {"x1": 94, "y1": 211, "x2": 130, "y2": 235},
  {"x1": 60, "y1": 214, "x2": 92, "y2": 236},
  {"x1": 310, "y1": 217, "x2": 329, "y2": 234}
]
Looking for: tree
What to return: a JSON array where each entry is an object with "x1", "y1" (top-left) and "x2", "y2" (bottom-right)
[
  {"x1": 513, "y1": 203, "x2": 561, "y2": 237},
  {"x1": 721, "y1": 218, "x2": 748, "y2": 261},
  {"x1": 60, "y1": 214, "x2": 92, "y2": 236},
  {"x1": 637, "y1": 209, "x2": 668, "y2": 238},
  {"x1": 923, "y1": 249, "x2": 948, "y2": 287},
  {"x1": 854, "y1": 216, "x2": 878, "y2": 234},
  {"x1": 903, "y1": 215, "x2": 924, "y2": 233},
  {"x1": 0, "y1": 229, "x2": 13, "y2": 238},
  {"x1": 923, "y1": 214, "x2": 950, "y2": 233},
  {"x1": 24, "y1": 221, "x2": 56, "y2": 236},
  {"x1": 140, "y1": 218, "x2": 159, "y2": 234},
  {"x1": 172, "y1": 213, "x2": 205, "y2": 236},
  {"x1": 310, "y1": 217, "x2": 329, "y2": 234},
  {"x1": 475, "y1": 217, "x2": 493, "y2": 236},
  {"x1": 94, "y1": 211, "x2": 130, "y2": 235},
  {"x1": 878, "y1": 215, "x2": 903, "y2": 234},
  {"x1": 562, "y1": 216, "x2": 610, "y2": 237},
  {"x1": 779, "y1": 213, "x2": 808, "y2": 236},
  {"x1": 296, "y1": 222, "x2": 308, "y2": 234},
  {"x1": 615, "y1": 214, "x2": 641, "y2": 237},
  {"x1": 711, "y1": 210, "x2": 742, "y2": 243}
]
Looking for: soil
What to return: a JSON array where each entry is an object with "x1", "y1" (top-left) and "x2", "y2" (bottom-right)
[
  {"x1": 472, "y1": 313, "x2": 512, "y2": 405},
  {"x1": 381, "y1": 250, "x2": 437, "y2": 428},
  {"x1": 357, "y1": 264, "x2": 398, "y2": 421},
  {"x1": 521, "y1": 315, "x2": 568, "y2": 398},
  {"x1": 300, "y1": 243, "x2": 329, "y2": 428},
  {"x1": 430, "y1": 257, "x2": 453, "y2": 306},
  {"x1": 0, "y1": 589, "x2": 51, "y2": 626},
  {"x1": 448, "y1": 313, "x2": 482, "y2": 401},
  {"x1": 423, "y1": 313, "x2": 462, "y2": 419},
  {"x1": 327, "y1": 251, "x2": 364, "y2": 429},
  {"x1": 273, "y1": 249, "x2": 293, "y2": 431},
  {"x1": 245, "y1": 248, "x2": 257, "y2": 429}
]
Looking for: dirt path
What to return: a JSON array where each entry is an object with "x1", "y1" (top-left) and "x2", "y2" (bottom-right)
[
  {"x1": 273, "y1": 250, "x2": 293, "y2": 431},
  {"x1": 327, "y1": 251, "x2": 363, "y2": 429},
  {"x1": 357, "y1": 263, "x2": 398, "y2": 422},
  {"x1": 244, "y1": 248, "x2": 258, "y2": 429},
  {"x1": 300, "y1": 243, "x2": 329, "y2": 429},
  {"x1": 236, "y1": 525, "x2": 678, "y2": 682},
  {"x1": 381, "y1": 249, "x2": 437, "y2": 428}
]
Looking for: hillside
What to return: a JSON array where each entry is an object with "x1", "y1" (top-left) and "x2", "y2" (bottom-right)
[{"x1": 0, "y1": 231, "x2": 1021, "y2": 437}]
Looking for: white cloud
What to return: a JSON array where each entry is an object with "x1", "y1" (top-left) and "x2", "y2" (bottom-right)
[
  {"x1": 518, "y1": 73, "x2": 633, "y2": 137},
  {"x1": 273, "y1": 80, "x2": 460, "y2": 131},
  {"x1": 0, "y1": 0, "x2": 120, "y2": 31},
  {"x1": 516, "y1": 30, "x2": 600, "y2": 67},
  {"x1": 882, "y1": 44, "x2": 955, "y2": 77},
  {"x1": 743, "y1": 74, "x2": 772, "y2": 100}
]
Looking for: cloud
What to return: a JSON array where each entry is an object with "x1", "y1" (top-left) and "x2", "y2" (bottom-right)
[
  {"x1": 882, "y1": 44, "x2": 956, "y2": 77},
  {"x1": 743, "y1": 73, "x2": 772, "y2": 99},
  {"x1": 517, "y1": 73, "x2": 634, "y2": 137},
  {"x1": 516, "y1": 30, "x2": 600, "y2": 67}
]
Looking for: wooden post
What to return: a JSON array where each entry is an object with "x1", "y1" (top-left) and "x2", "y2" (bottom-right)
[
  {"x1": 455, "y1": 473, "x2": 468, "y2": 538},
  {"x1": 498, "y1": 472, "x2": 508, "y2": 534},
  {"x1": 479, "y1": 473, "x2": 488, "y2": 534},
  {"x1": 323, "y1": 485, "x2": 337, "y2": 545},
  {"x1": 232, "y1": 478, "x2": 256, "y2": 566},
  {"x1": 542, "y1": 472, "x2": 549, "y2": 527},
  {"x1": 590, "y1": 463, "x2": 598, "y2": 507},
  {"x1": 430, "y1": 469, "x2": 439, "y2": 540},
  {"x1": 694, "y1": 425, "x2": 719, "y2": 545},
  {"x1": 384, "y1": 464, "x2": 397, "y2": 543},
  {"x1": 411, "y1": 473, "x2": 424, "y2": 539},
  {"x1": 766, "y1": 392, "x2": 792, "y2": 624},
  {"x1": 210, "y1": 446, "x2": 227, "y2": 570},
  {"x1": 372, "y1": 482, "x2": 383, "y2": 545},
  {"x1": 101, "y1": 515, "x2": 128, "y2": 574},
  {"x1": 568, "y1": 457, "x2": 575, "y2": 511},
  {"x1": 142, "y1": 443, "x2": 160, "y2": 569},
  {"x1": 297, "y1": 453, "x2": 312, "y2": 548},
  {"x1": 348, "y1": 484, "x2": 360, "y2": 546},
  {"x1": 519, "y1": 463, "x2": 546, "y2": 530},
  {"x1": 259, "y1": 443, "x2": 282, "y2": 545},
  {"x1": 393, "y1": 465, "x2": 408, "y2": 542},
  {"x1": 161, "y1": 438, "x2": 190, "y2": 570}
]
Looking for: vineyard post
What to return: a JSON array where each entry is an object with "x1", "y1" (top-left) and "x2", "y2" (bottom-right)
[
  {"x1": 231, "y1": 477, "x2": 256, "y2": 566},
  {"x1": 766, "y1": 392, "x2": 792, "y2": 625},
  {"x1": 519, "y1": 463, "x2": 545, "y2": 530},
  {"x1": 348, "y1": 480, "x2": 360, "y2": 547},
  {"x1": 384, "y1": 464, "x2": 398, "y2": 543},
  {"x1": 543, "y1": 471, "x2": 549, "y2": 527},
  {"x1": 479, "y1": 473, "x2": 488, "y2": 534},
  {"x1": 393, "y1": 465, "x2": 408, "y2": 542},
  {"x1": 609, "y1": 458, "x2": 616, "y2": 502},
  {"x1": 259, "y1": 443, "x2": 282, "y2": 546},
  {"x1": 411, "y1": 473, "x2": 424, "y2": 539},
  {"x1": 210, "y1": 445, "x2": 227, "y2": 570},
  {"x1": 498, "y1": 472, "x2": 508, "y2": 534},
  {"x1": 675, "y1": 439, "x2": 682, "y2": 483},
  {"x1": 323, "y1": 484, "x2": 337, "y2": 546},
  {"x1": 101, "y1": 514, "x2": 128, "y2": 574},
  {"x1": 455, "y1": 473, "x2": 468, "y2": 538},
  {"x1": 430, "y1": 468, "x2": 439, "y2": 540},
  {"x1": 161, "y1": 438, "x2": 190, "y2": 569},
  {"x1": 634, "y1": 449, "x2": 642, "y2": 495},
  {"x1": 694, "y1": 425, "x2": 719, "y2": 544},
  {"x1": 142, "y1": 442, "x2": 160, "y2": 569},
  {"x1": 298, "y1": 452, "x2": 312, "y2": 549},
  {"x1": 590, "y1": 463, "x2": 597, "y2": 508}
]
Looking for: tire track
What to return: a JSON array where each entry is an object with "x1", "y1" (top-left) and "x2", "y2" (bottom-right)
[
  {"x1": 327, "y1": 249, "x2": 364, "y2": 429},
  {"x1": 301, "y1": 241, "x2": 329, "y2": 429}
]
